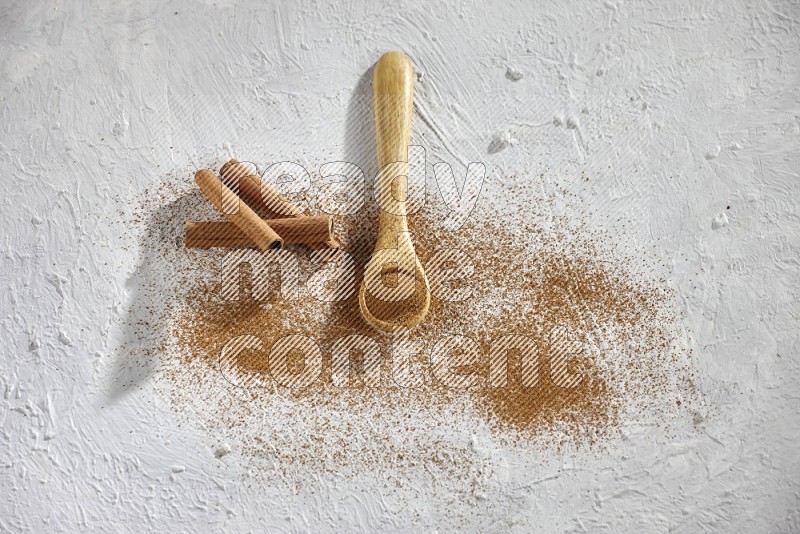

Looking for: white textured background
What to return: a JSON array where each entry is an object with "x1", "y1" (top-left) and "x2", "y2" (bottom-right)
[{"x1": 2, "y1": 0, "x2": 799, "y2": 532}]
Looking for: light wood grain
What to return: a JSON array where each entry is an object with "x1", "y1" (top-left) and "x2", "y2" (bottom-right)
[{"x1": 358, "y1": 51, "x2": 431, "y2": 332}]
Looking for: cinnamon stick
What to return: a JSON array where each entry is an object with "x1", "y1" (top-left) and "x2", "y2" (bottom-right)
[
  {"x1": 185, "y1": 216, "x2": 333, "y2": 248},
  {"x1": 219, "y1": 159, "x2": 342, "y2": 249},
  {"x1": 194, "y1": 169, "x2": 283, "y2": 251},
  {"x1": 220, "y1": 159, "x2": 302, "y2": 217}
]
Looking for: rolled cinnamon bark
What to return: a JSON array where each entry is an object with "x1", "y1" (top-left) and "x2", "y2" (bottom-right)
[
  {"x1": 219, "y1": 159, "x2": 342, "y2": 249},
  {"x1": 185, "y1": 216, "x2": 333, "y2": 248},
  {"x1": 219, "y1": 159, "x2": 302, "y2": 217},
  {"x1": 194, "y1": 169, "x2": 283, "y2": 250}
]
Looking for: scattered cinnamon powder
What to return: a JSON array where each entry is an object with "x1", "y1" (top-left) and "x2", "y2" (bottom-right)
[{"x1": 116, "y1": 163, "x2": 700, "y2": 477}]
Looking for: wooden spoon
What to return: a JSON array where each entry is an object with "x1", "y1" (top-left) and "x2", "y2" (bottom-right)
[{"x1": 358, "y1": 51, "x2": 431, "y2": 332}]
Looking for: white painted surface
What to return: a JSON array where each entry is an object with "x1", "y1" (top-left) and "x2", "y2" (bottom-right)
[{"x1": 1, "y1": 0, "x2": 799, "y2": 531}]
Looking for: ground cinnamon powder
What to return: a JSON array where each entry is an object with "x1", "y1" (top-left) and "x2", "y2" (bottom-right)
[{"x1": 120, "y1": 167, "x2": 699, "y2": 474}]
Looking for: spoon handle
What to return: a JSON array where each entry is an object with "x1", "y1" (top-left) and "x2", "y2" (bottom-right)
[
  {"x1": 374, "y1": 52, "x2": 414, "y2": 169},
  {"x1": 373, "y1": 52, "x2": 415, "y2": 248}
]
